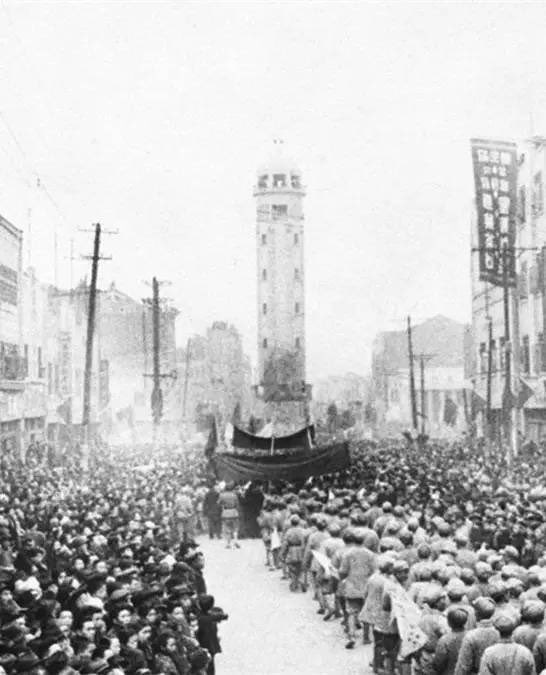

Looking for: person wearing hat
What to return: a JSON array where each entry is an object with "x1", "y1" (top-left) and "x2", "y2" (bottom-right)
[
  {"x1": 513, "y1": 600, "x2": 545, "y2": 652},
  {"x1": 280, "y1": 515, "x2": 308, "y2": 593},
  {"x1": 217, "y1": 484, "x2": 240, "y2": 550},
  {"x1": 379, "y1": 560, "x2": 411, "y2": 675},
  {"x1": 414, "y1": 586, "x2": 448, "y2": 675},
  {"x1": 478, "y1": 612, "x2": 535, "y2": 674},
  {"x1": 446, "y1": 580, "x2": 477, "y2": 631},
  {"x1": 339, "y1": 528, "x2": 377, "y2": 649},
  {"x1": 432, "y1": 607, "x2": 470, "y2": 675},
  {"x1": 318, "y1": 522, "x2": 344, "y2": 622},
  {"x1": 454, "y1": 597, "x2": 499, "y2": 675},
  {"x1": 302, "y1": 516, "x2": 329, "y2": 613},
  {"x1": 361, "y1": 555, "x2": 395, "y2": 673},
  {"x1": 455, "y1": 533, "x2": 478, "y2": 570}
]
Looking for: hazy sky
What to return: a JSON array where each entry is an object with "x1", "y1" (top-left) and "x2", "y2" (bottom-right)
[{"x1": 1, "y1": 1, "x2": 545, "y2": 380}]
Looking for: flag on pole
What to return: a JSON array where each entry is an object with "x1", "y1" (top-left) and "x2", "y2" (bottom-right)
[{"x1": 204, "y1": 417, "x2": 218, "y2": 459}]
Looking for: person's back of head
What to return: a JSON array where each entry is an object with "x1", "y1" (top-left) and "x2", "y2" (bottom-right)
[
  {"x1": 447, "y1": 606, "x2": 469, "y2": 632},
  {"x1": 472, "y1": 596, "x2": 496, "y2": 622}
]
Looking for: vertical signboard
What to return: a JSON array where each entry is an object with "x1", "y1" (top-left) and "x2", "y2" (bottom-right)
[{"x1": 471, "y1": 139, "x2": 518, "y2": 287}]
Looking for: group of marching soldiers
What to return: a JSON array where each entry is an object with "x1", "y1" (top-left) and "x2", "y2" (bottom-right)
[{"x1": 257, "y1": 490, "x2": 546, "y2": 675}]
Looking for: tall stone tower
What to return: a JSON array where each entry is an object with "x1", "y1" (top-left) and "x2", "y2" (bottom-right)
[{"x1": 254, "y1": 146, "x2": 310, "y2": 433}]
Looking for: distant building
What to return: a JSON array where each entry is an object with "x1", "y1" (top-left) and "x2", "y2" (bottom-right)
[
  {"x1": 372, "y1": 315, "x2": 471, "y2": 437},
  {"x1": 98, "y1": 282, "x2": 178, "y2": 442},
  {"x1": 177, "y1": 322, "x2": 252, "y2": 434},
  {"x1": 254, "y1": 146, "x2": 311, "y2": 432},
  {"x1": 313, "y1": 373, "x2": 371, "y2": 418},
  {"x1": 471, "y1": 136, "x2": 546, "y2": 442}
]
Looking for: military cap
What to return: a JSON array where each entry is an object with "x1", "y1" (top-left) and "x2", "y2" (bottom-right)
[
  {"x1": 472, "y1": 596, "x2": 496, "y2": 619},
  {"x1": 493, "y1": 612, "x2": 517, "y2": 635},
  {"x1": 521, "y1": 600, "x2": 545, "y2": 623},
  {"x1": 447, "y1": 606, "x2": 469, "y2": 628}
]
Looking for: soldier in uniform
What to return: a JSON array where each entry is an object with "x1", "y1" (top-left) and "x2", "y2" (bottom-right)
[
  {"x1": 454, "y1": 597, "x2": 499, "y2": 675},
  {"x1": 281, "y1": 515, "x2": 308, "y2": 592},
  {"x1": 218, "y1": 483, "x2": 240, "y2": 550},
  {"x1": 478, "y1": 613, "x2": 535, "y2": 675}
]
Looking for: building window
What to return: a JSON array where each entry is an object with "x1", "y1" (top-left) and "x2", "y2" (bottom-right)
[
  {"x1": 262, "y1": 338, "x2": 268, "y2": 349},
  {"x1": 499, "y1": 336, "x2": 505, "y2": 371},
  {"x1": 295, "y1": 337, "x2": 301, "y2": 349},
  {"x1": 261, "y1": 233, "x2": 267, "y2": 245},
  {"x1": 23, "y1": 345, "x2": 28, "y2": 378},
  {"x1": 262, "y1": 303, "x2": 267, "y2": 315},
  {"x1": 295, "y1": 302, "x2": 300, "y2": 314},
  {"x1": 294, "y1": 233, "x2": 299, "y2": 245},
  {"x1": 262, "y1": 269, "x2": 267, "y2": 281},
  {"x1": 272, "y1": 204, "x2": 288, "y2": 219},
  {"x1": 257, "y1": 205, "x2": 269, "y2": 221},
  {"x1": 273, "y1": 174, "x2": 286, "y2": 188},
  {"x1": 37, "y1": 346, "x2": 43, "y2": 379},
  {"x1": 291, "y1": 174, "x2": 301, "y2": 189},
  {"x1": 258, "y1": 174, "x2": 268, "y2": 189},
  {"x1": 522, "y1": 335, "x2": 531, "y2": 374},
  {"x1": 294, "y1": 268, "x2": 300, "y2": 280},
  {"x1": 533, "y1": 171, "x2": 544, "y2": 215}
]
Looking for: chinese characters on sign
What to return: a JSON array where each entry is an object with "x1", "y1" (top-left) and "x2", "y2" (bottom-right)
[{"x1": 471, "y1": 138, "x2": 518, "y2": 287}]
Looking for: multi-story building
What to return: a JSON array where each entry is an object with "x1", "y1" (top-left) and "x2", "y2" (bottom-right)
[
  {"x1": 471, "y1": 136, "x2": 546, "y2": 442},
  {"x1": 372, "y1": 315, "x2": 470, "y2": 438},
  {"x1": 0, "y1": 215, "x2": 24, "y2": 453},
  {"x1": 254, "y1": 147, "x2": 311, "y2": 432},
  {"x1": 177, "y1": 323, "x2": 252, "y2": 435}
]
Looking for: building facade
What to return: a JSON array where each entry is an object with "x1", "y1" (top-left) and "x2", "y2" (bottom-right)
[
  {"x1": 177, "y1": 322, "x2": 252, "y2": 436},
  {"x1": 471, "y1": 136, "x2": 546, "y2": 442},
  {"x1": 98, "y1": 282, "x2": 179, "y2": 443},
  {"x1": 372, "y1": 315, "x2": 470, "y2": 438},
  {"x1": 254, "y1": 149, "x2": 311, "y2": 432}
]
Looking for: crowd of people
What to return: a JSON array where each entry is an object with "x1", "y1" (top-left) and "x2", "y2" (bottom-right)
[
  {"x1": 254, "y1": 437, "x2": 546, "y2": 674},
  {"x1": 4, "y1": 431, "x2": 546, "y2": 674},
  {"x1": 0, "y1": 442, "x2": 228, "y2": 675}
]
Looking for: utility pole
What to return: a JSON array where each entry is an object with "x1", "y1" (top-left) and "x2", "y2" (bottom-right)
[
  {"x1": 80, "y1": 223, "x2": 115, "y2": 466},
  {"x1": 143, "y1": 277, "x2": 177, "y2": 449},
  {"x1": 407, "y1": 316, "x2": 418, "y2": 431},
  {"x1": 81, "y1": 224, "x2": 101, "y2": 461},
  {"x1": 151, "y1": 277, "x2": 162, "y2": 441},
  {"x1": 486, "y1": 317, "x2": 493, "y2": 442},
  {"x1": 502, "y1": 243, "x2": 513, "y2": 458},
  {"x1": 413, "y1": 352, "x2": 435, "y2": 437}
]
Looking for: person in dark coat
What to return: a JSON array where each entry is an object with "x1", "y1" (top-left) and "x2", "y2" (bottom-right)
[
  {"x1": 196, "y1": 594, "x2": 228, "y2": 675},
  {"x1": 202, "y1": 487, "x2": 222, "y2": 540}
]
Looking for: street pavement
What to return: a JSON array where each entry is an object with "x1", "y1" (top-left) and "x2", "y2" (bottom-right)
[{"x1": 200, "y1": 537, "x2": 373, "y2": 674}]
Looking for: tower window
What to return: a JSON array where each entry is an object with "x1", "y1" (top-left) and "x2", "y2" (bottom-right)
[
  {"x1": 258, "y1": 174, "x2": 268, "y2": 189},
  {"x1": 262, "y1": 338, "x2": 268, "y2": 349},
  {"x1": 294, "y1": 268, "x2": 300, "y2": 280},
  {"x1": 294, "y1": 233, "x2": 299, "y2": 245},
  {"x1": 295, "y1": 337, "x2": 301, "y2": 349},
  {"x1": 291, "y1": 174, "x2": 301, "y2": 189},
  {"x1": 262, "y1": 269, "x2": 267, "y2": 281},
  {"x1": 295, "y1": 302, "x2": 300, "y2": 314},
  {"x1": 272, "y1": 204, "x2": 288, "y2": 219},
  {"x1": 263, "y1": 303, "x2": 267, "y2": 315},
  {"x1": 273, "y1": 174, "x2": 286, "y2": 188},
  {"x1": 261, "y1": 233, "x2": 267, "y2": 245}
]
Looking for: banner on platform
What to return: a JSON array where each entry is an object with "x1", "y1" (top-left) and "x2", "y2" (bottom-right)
[
  {"x1": 212, "y1": 442, "x2": 350, "y2": 482},
  {"x1": 231, "y1": 424, "x2": 315, "y2": 451},
  {"x1": 471, "y1": 138, "x2": 518, "y2": 287}
]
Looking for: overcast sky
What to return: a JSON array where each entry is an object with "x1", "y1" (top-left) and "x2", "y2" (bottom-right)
[{"x1": 1, "y1": 1, "x2": 545, "y2": 380}]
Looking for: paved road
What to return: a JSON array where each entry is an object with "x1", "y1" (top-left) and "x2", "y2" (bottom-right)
[{"x1": 200, "y1": 537, "x2": 373, "y2": 675}]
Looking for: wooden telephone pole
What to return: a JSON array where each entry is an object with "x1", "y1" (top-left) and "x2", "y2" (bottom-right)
[
  {"x1": 143, "y1": 277, "x2": 177, "y2": 448},
  {"x1": 407, "y1": 316, "x2": 418, "y2": 431}
]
